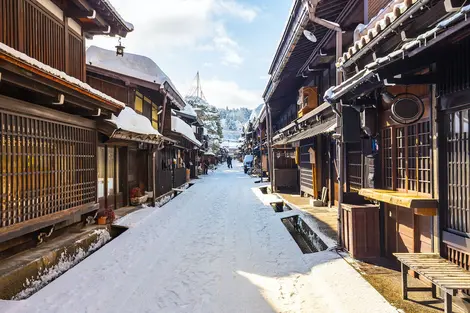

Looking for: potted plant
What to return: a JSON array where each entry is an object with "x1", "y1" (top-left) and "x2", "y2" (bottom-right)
[
  {"x1": 130, "y1": 187, "x2": 148, "y2": 205},
  {"x1": 97, "y1": 216, "x2": 107, "y2": 225}
]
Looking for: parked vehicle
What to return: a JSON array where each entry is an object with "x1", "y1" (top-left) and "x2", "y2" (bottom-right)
[{"x1": 243, "y1": 155, "x2": 254, "y2": 174}]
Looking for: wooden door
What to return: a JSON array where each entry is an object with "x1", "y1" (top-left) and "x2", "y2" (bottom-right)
[
  {"x1": 115, "y1": 147, "x2": 126, "y2": 209},
  {"x1": 97, "y1": 146, "x2": 106, "y2": 210},
  {"x1": 106, "y1": 147, "x2": 116, "y2": 210}
]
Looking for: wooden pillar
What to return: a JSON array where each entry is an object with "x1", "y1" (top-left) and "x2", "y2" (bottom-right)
[
  {"x1": 152, "y1": 150, "x2": 156, "y2": 207},
  {"x1": 431, "y1": 84, "x2": 440, "y2": 254},
  {"x1": 64, "y1": 15, "x2": 70, "y2": 75}
]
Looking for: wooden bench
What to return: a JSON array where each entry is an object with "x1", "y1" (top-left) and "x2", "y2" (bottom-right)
[{"x1": 395, "y1": 253, "x2": 470, "y2": 313}]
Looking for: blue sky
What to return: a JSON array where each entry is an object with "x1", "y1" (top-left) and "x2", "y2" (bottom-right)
[{"x1": 88, "y1": 0, "x2": 292, "y2": 109}]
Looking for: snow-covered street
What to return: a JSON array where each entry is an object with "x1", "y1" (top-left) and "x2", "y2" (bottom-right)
[{"x1": 1, "y1": 163, "x2": 398, "y2": 313}]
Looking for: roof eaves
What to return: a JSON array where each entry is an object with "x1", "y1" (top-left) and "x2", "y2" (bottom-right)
[
  {"x1": 0, "y1": 42, "x2": 125, "y2": 110},
  {"x1": 337, "y1": 0, "x2": 430, "y2": 69},
  {"x1": 268, "y1": 0, "x2": 303, "y2": 74},
  {"x1": 325, "y1": 4, "x2": 470, "y2": 102}
]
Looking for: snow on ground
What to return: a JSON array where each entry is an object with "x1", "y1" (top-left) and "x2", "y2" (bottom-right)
[{"x1": 1, "y1": 162, "x2": 397, "y2": 313}]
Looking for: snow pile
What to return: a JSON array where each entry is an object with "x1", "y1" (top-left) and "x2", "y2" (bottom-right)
[
  {"x1": 13, "y1": 229, "x2": 111, "y2": 300},
  {"x1": 180, "y1": 102, "x2": 197, "y2": 118},
  {"x1": 171, "y1": 116, "x2": 202, "y2": 146},
  {"x1": 108, "y1": 107, "x2": 161, "y2": 136},
  {"x1": 0, "y1": 42, "x2": 125, "y2": 108},
  {"x1": 1, "y1": 168, "x2": 398, "y2": 313}
]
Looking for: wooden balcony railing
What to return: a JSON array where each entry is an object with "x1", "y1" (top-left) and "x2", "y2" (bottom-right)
[{"x1": 0, "y1": 0, "x2": 85, "y2": 80}]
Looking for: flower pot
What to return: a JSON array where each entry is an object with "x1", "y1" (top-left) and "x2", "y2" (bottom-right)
[
  {"x1": 97, "y1": 216, "x2": 107, "y2": 225},
  {"x1": 130, "y1": 195, "x2": 149, "y2": 206}
]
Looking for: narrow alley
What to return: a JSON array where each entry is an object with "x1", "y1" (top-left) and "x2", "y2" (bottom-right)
[{"x1": 0, "y1": 164, "x2": 397, "y2": 313}]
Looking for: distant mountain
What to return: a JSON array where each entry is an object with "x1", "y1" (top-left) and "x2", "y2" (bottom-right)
[{"x1": 219, "y1": 107, "x2": 255, "y2": 142}]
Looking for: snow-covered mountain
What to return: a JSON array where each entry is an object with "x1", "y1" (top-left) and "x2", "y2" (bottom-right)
[
  {"x1": 219, "y1": 107, "x2": 253, "y2": 141},
  {"x1": 182, "y1": 97, "x2": 263, "y2": 153}
]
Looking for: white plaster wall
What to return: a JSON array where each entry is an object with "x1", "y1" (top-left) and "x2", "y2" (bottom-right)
[
  {"x1": 68, "y1": 18, "x2": 82, "y2": 35},
  {"x1": 35, "y1": 0, "x2": 63, "y2": 20}
]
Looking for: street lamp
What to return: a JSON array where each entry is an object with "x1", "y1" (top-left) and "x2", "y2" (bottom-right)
[{"x1": 116, "y1": 37, "x2": 125, "y2": 57}]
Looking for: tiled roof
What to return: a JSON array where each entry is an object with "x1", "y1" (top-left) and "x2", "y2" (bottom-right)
[
  {"x1": 326, "y1": 3, "x2": 470, "y2": 102},
  {"x1": 336, "y1": 0, "x2": 423, "y2": 68}
]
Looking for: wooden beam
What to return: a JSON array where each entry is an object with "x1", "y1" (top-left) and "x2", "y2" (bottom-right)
[
  {"x1": 0, "y1": 64, "x2": 107, "y2": 113},
  {"x1": 65, "y1": 7, "x2": 94, "y2": 18},
  {"x1": 0, "y1": 59, "x2": 120, "y2": 113},
  {"x1": 0, "y1": 94, "x2": 96, "y2": 129},
  {"x1": 70, "y1": 0, "x2": 93, "y2": 12}
]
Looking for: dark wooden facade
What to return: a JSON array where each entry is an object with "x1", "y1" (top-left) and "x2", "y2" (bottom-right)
[
  {"x1": 87, "y1": 66, "x2": 164, "y2": 207},
  {"x1": 0, "y1": 0, "x2": 132, "y2": 246}
]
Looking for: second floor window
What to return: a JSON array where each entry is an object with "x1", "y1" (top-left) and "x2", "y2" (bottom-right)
[
  {"x1": 135, "y1": 91, "x2": 143, "y2": 113},
  {"x1": 152, "y1": 104, "x2": 158, "y2": 129}
]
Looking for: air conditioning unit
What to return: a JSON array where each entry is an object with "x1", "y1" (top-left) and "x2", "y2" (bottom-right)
[{"x1": 297, "y1": 86, "x2": 318, "y2": 118}]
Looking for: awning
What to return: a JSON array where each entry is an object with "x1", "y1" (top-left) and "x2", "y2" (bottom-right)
[
  {"x1": 359, "y1": 188, "x2": 438, "y2": 216},
  {"x1": 286, "y1": 118, "x2": 336, "y2": 143},
  {"x1": 171, "y1": 116, "x2": 202, "y2": 147},
  {"x1": 99, "y1": 107, "x2": 163, "y2": 145}
]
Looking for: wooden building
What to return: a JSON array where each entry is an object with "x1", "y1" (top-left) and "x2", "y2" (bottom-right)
[
  {"x1": 324, "y1": 0, "x2": 470, "y2": 307},
  {"x1": 85, "y1": 46, "x2": 191, "y2": 200},
  {"x1": 172, "y1": 106, "x2": 205, "y2": 179},
  {"x1": 0, "y1": 0, "x2": 132, "y2": 247},
  {"x1": 263, "y1": 0, "x2": 363, "y2": 201}
]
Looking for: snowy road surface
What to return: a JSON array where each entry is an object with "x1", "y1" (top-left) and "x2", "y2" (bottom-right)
[{"x1": 1, "y1": 163, "x2": 397, "y2": 313}]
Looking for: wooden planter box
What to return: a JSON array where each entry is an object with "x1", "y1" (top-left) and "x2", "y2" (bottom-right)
[
  {"x1": 341, "y1": 203, "x2": 380, "y2": 259},
  {"x1": 130, "y1": 195, "x2": 148, "y2": 206}
]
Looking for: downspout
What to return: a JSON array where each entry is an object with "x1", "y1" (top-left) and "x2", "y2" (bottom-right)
[{"x1": 305, "y1": 0, "x2": 344, "y2": 246}]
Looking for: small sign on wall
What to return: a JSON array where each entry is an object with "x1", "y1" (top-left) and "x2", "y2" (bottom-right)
[{"x1": 308, "y1": 147, "x2": 316, "y2": 164}]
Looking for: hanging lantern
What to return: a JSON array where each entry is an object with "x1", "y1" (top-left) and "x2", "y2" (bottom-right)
[{"x1": 115, "y1": 37, "x2": 125, "y2": 57}]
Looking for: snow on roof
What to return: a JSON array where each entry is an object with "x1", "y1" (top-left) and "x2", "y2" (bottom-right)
[
  {"x1": 108, "y1": 107, "x2": 161, "y2": 136},
  {"x1": 100, "y1": 0, "x2": 134, "y2": 31},
  {"x1": 171, "y1": 116, "x2": 202, "y2": 147},
  {"x1": 0, "y1": 42, "x2": 125, "y2": 109},
  {"x1": 87, "y1": 46, "x2": 168, "y2": 85},
  {"x1": 86, "y1": 46, "x2": 185, "y2": 104},
  {"x1": 181, "y1": 102, "x2": 197, "y2": 118}
]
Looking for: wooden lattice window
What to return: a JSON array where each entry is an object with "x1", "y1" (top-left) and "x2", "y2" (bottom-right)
[
  {"x1": 23, "y1": 0, "x2": 65, "y2": 72},
  {"x1": 382, "y1": 128, "x2": 393, "y2": 189},
  {"x1": 347, "y1": 142, "x2": 362, "y2": 191},
  {"x1": 68, "y1": 32, "x2": 84, "y2": 80},
  {"x1": 447, "y1": 110, "x2": 470, "y2": 233},
  {"x1": 381, "y1": 120, "x2": 431, "y2": 195},
  {"x1": 0, "y1": 111, "x2": 96, "y2": 228}
]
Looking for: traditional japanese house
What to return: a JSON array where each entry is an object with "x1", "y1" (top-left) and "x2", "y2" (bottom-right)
[
  {"x1": 0, "y1": 0, "x2": 132, "y2": 247},
  {"x1": 257, "y1": 106, "x2": 270, "y2": 179},
  {"x1": 264, "y1": 0, "x2": 363, "y2": 201},
  {"x1": 85, "y1": 46, "x2": 188, "y2": 201},
  {"x1": 168, "y1": 112, "x2": 202, "y2": 185},
  {"x1": 326, "y1": 0, "x2": 470, "y2": 276},
  {"x1": 172, "y1": 105, "x2": 204, "y2": 179}
]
